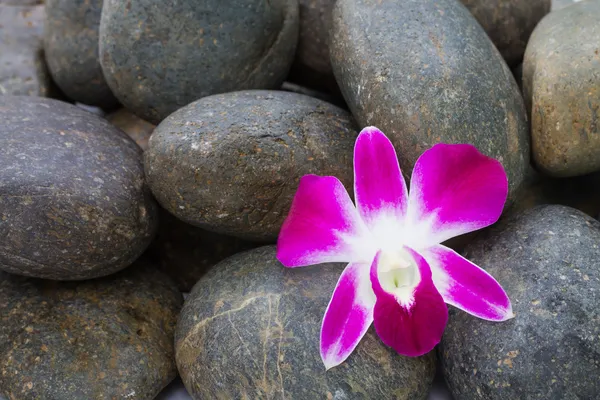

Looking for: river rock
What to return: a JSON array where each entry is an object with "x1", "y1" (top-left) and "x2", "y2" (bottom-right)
[
  {"x1": 442, "y1": 205, "x2": 600, "y2": 399},
  {"x1": 551, "y1": 0, "x2": 581, "y2": 10},
  {"x1": 145, "y1": 90, "x2": 357, "y2": 242},
  {"x1": 99, "y1": 0, "x2": 299, "y2": 124},
  {"x1": 460, "y1": 0, "x2": 550, "y2": 67},
  {"x1": 0, "y1": 4, "x2": 52, "y2": 96},
  {"x1": 523, "y1": 1, "x2": 600, "y2": 177},
  {"x1": 148, "y1": 209, "x2": 257, "y2": 292},
  {"x1": 0, "y1": 259, "x2": 182, "y2": 400},
  {"x1": 0, "y1": 96, "x2": 157, "y2": 280},
  {"x1": 176, "y1": 246, "x2": 436, "y2": 399},
  {"x1": 330, "y1": 0, "x2": 529, "y2": 199},
  {"x1": 44, "y1": 0, "x2": 119, "y2": 109},
  {"x1": 106, "y1": 108, "x2": 155, "y2": 151},
  {"x1": 288, "y1": 0, "x2": 337, "y2": 92}
]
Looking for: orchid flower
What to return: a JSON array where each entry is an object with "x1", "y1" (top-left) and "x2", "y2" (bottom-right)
[{"x1": 276, "y1": 126, "x2": 513, "y2": 369}]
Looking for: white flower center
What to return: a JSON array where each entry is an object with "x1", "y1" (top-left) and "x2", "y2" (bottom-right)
[{"x1": 377, "y1": 249, "x2": 421, "y2": 305}]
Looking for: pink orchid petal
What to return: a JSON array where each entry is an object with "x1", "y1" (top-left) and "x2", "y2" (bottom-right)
[
  {"x1": 422, "y1": 245, "x2": 514, "y2": 321},
  {"x1": 320, "y1": 262, "x2": 375, "y2": 370},
  {"x1": 277, "y1": 175, "x2": 372, "y2": 267},
  {"x1": 406, "y1": 144, "x2": 508, "y2": 247},
  {"x1": 370, "y1": 248, "x2": 448, "y2": 357},
  {"x1": 354, "y1": 127, "x2": 408, "y2": 230}
]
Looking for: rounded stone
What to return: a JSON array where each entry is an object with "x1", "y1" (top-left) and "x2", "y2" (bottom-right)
[
  {"x1": 145, "y1": 90, "x2": 358, "y2": 242},
  {"x1": 460, "y1": 0, "x2": 550, "y2": 67},
  {"x1": 44, "y1": 0, "x2": 119, "y2": 109},
  {"x1": 0, "y1": 96, "x2": 158, "y2": 280},
  {"x1": 523, "y1": 1, "x2": 600, "y2": 177},
  {"x1": 176, "y1": 246, "x2": 436, "y2": 399},
  {"x1": 106, "y1": 108, "x2": 156, "y2": 151},
  {"x1": 330, "y1": 0, "x2": 529, "y2": 199},
  {"x1": 442, "y1": 205, "x2": 600, "y2": 399},
  {"x1": 0, "y1": 4, "x2": 53, "y2": 96},
  {"x1": 0, "y1": 259, "x2": 182, "y2": 400},
  {"x1": 99, "y1": 0, "x2": 299, "y2": 124},
  {"x1": 148, "y1": 208, "x2": 257, "y2": 292},
  {"x1": 288, "y1": 0, "x2": 337, "y2": 92}
]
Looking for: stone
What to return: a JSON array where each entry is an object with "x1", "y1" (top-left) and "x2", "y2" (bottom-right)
[
  {"x1": 523, "y1": 1, "x2": 600, "y2": 177},
  {"x1": 176, "y1": 246, "x2": 436, "y2": 399},
  {"x1": 551, "y1": 0, "x2": 582, "y2": 11},
  {"x1": 330, "y1": 0, "x2": 529, "y2": 200},
  {"x1": 106, "y1": 108, "x2": 155, "y2": 151},
  {"x1": 0, "y1": 4, "x2": 53, "y2": 96},
  {"x1": 0, "y1": 259, "x2": 182, "y2": 400},
  {"x1": 288, "y1": 0, "x2": 338, "y2": 92},
  {"x1": 99, "y1": 0, "x2": 299, "y2": 124},
  {"x1": 0, "y1": 96, "x2": 158, "y2": 280},
  {"x1": 281, "y1": 81, "x2": 346, "y2": 109},
  {"x1": 145, "y1": 90, "x2": 358, "y2": 242},
  {"x1": 460, "y1": 0, "x2": 550, "y2": 67},
  {"x1": 148, "y1": 208, "x2": 257, "y2": 292},
  {"x1": 442, "y1": 205, "x2": 600, "y2": 399},
  {"x1": 0, "y1": 0, "x2": 43, "y2": 4},
  {"x1": 510, "y1": 166, "x2": 600, "y2": 218},
  {"x1": 44, "y1": 0, "x2": 119, "y2": 109}
]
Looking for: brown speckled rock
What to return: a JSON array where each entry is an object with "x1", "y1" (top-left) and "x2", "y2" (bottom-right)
[
  {"x1": 288, "y1": 0, "x2": 338, "y2": 92},
  {"x1": 145, "y1": 90, "x2": 358, "y2": 242},
  {"x1": 106, "y1": 108, "x2": 155, "y2": 151},
  {"x1": 523, "y1": 1, "x2": 600, "y2": 177},
  {"x1": 99, "y1": 0, "x2": 299, "y2": 124},
  {"x1": 460, "y1": 0, "x2": 550, "y2": 67},
  {"x1": 0, "y1": 96, "x2": 158, "y2": 280},
  {"x1": 442, "y1": 205, "x2": 600, "y2": 399},
  {"x1": 176, "y1": 246, "x2": 436, "y2": 399},
  {"x1": 44, "y1": 0, "x2": 119, "y2": 109},
  {"x1": 148, "y1": 208, "x2": 257, "y2": 292},
  {"x1": 0, "y1": 259, "x2": 182, "y2": 400},
  {"x1": 330, "y1": 0, "x2": 529, "y2": 200},
  {"x1": 0, "y1": 4, "x2": 52, "y2": 96}
]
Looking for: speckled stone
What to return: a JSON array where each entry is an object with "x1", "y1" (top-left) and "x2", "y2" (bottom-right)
[
  {"x1": 0, "y1": 259, "x2": 182, "y2": 400},
  {"x1": 99, "y1": 0, "x2": 299, "y2": 124},
  {"x1": 0, "y1": 4, "x2": 52, "y2": 96},
  {"x1": 523, "y1": 1, "x2": 600, "y2": 177},
  {"x1": 288, "y1": 0, "x2": 337, "y2": 92},
  {"x1": 145, "y1": 90, "x2": 358, "y2": 242},
  {"x1": 147, "y1": 208, "x2": 257, "y2": 292},
  {"x1": 551, "y1": 0, "x2": 581, "y2": 11},
  {"x1": 176, "y1": 246, "x2": 436, "y2": 399},
  {"x1": 460, "y1": 0, "x2": 550, "y2": 67},
  {"x1": 0, "y1": 0, "x2": 43, "y2": 4},
  {"x1": 106, "y1": 108, "x2": 155, "y2": 151},
  {"x1": 44, "y1": 0, "x2": 119, "y2": 109},
  {"x1": 442, "y1": 205, "x2": 600, "y2": 399},
  {"x1": 0, "y1": 96, "x2": 158, "y2": 280},
  {"x1": 330, "y1": 0, "x2": 529, "y2": 199}
]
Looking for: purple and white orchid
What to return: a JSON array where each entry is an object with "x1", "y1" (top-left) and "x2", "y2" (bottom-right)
[{"x1": 276, "y1": 126, "x2": 513, "y2": 369}]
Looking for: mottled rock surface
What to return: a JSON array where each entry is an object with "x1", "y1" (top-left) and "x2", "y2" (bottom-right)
[
  {"x1": 330, "y1": 0, "x2": 529, "y2": 199},
  {"x1": 148, "y1": 209, "x2": 257, "y2": 292},
  {"x1": 442, "y1": 205, "x2": 600, "y2": 399},
  {"x1": 44, "y1": 0, "x2": 119, "y2": 109},
  {"x1": 145, "y1": 90, "x2": 357, "y2": 242},
  {"x1": 551, "y1": 0, "x2": 583, "y2": 10},
  {"x1": 176, "y1": 246, "x2": 436, "y2": 399},
  {"x1": 0, "y1": 4, "x2": 52, "y2": 96},
  {"x1": 461, "y1": 0, "x2": 550, "y2": 67},
  {"x1": 288, "y1": 0, "x2": 337, "y2": 91},
  {"x1": 99, "y1": 0, "x2": 299, "y2": 124},
  {"x1": 106, "y1": 108, "x2": 155, "y2": 151},
  {"x1": 0, "y1": 96, "x2": 157, "y2": 280},
  {"x1": 0, "y1": 260, "x2": 182, "y2": 400},
  {"x1": 523, "y1": 0, "x2": 600, "y2": 177}
]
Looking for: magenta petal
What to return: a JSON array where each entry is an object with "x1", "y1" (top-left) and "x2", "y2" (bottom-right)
[
  {"x1": 370, "y1": 248, "x2": 448, "y2": 357},
  {"x1": 422, "y1": 245, "x2": 514, "y2": 321},
  {"x1": 354, "y1": 127, "x2": 408, "y2": 228},
  {"x1": 407, "y1": 144, "x2": 508, "y2": 246},
  {"x1": 277, "y1": 175, "x2": 372, "y2": 267},
  {"x1": 320, "y1": 262, "x2": 375, "y2": 369}
]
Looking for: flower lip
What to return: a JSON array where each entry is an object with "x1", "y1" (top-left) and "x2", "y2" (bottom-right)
[{"x1": 377, "y1": 248, "x2": 421, "y2": 305}]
